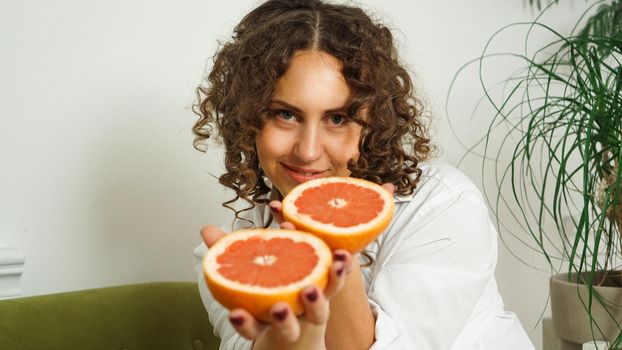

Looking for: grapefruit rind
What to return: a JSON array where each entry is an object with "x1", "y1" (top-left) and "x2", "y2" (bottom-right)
[
  {"x1": 282, "y1": 177, "x2": 394, "y2": 253},
  {"x1": 202, "y1": 229, "x2": 332, "y2": 321}
]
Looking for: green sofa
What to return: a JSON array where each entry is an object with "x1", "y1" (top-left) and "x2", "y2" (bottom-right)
[{"x1": 0, "y1": 282, "x2": 221, "y2": 350}]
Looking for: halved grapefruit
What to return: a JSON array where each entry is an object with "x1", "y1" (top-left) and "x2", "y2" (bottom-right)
[
  {"x1": 202, "y1": 229, "x2": 332, "y2": 321},
  {"x1": 282, "y1": 177, "x2": 394, "y2": 253}
]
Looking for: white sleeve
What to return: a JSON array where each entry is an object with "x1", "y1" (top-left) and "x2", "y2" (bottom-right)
[
  {"x1": 368, "y1": 184, "x2": 498, "y2": 349},
  {"x1": 194, "y1": 242, "x2": 254, "y2": 350}
]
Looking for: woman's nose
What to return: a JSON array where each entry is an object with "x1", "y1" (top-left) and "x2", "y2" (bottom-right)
[{"x1": 294, "y1": 126, "x2": 322, "y2": 163}]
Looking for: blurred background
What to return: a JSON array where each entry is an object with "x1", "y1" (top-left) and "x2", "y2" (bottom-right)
[{"x1": 0, "y1": 1, "x2": 590, "y2": 348}]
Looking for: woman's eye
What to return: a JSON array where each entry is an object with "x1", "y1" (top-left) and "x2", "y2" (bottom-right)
[
  {"x1": 276, "y1": 110, "x2": 296, "y2": 121},
  {"x1": 328, "y1": 114, "x2": 348, "y2": 125}
]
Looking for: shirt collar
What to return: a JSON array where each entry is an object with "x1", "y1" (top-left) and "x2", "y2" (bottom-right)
[{"x1": 394, "y1": 191, "x2": 415, "y2": 203}]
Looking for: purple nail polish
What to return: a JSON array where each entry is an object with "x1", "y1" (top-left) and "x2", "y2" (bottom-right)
[
  {"x1": 273, "y1": 308, "x2": 288, "y2": 321},
  {"x1": 336, "y1": 267, "x2": 344, "y2": 277},
  {"x1": 229, "y1": 315, "x2": 244, "y2": 326},
  {"x1": 334, "y1": 252, "x2": 346, "y2": 261},
  {"x1": 305, "y1": 289, "x2": 318, "y2": 302}
]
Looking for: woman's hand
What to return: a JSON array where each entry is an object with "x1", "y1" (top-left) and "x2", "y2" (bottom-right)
[
  {"x1": 264, "y1": 182, "x2": 394, "y2": 349},
  {"x1": 200, "y1": 225, "x2": 354, "y2": 350},
  {"x1": 201, "y1": 182, "x2": 392, "y2": 349}
]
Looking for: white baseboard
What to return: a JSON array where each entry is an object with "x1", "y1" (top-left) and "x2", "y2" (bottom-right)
[{"x1": 0, "y1": 247, "x2": 25, "y2": 299}]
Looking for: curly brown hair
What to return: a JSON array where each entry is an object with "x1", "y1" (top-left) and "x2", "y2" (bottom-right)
[{"x1": 193, "y1": 0, "x2": 434, "y2": 223}]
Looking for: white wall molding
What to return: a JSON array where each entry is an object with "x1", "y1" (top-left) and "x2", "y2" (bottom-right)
[{"x1": 0, "y1": 247, "x2": 25, "y2": 299}]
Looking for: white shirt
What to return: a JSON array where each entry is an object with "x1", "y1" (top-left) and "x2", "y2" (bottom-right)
[{"x1": 193, "y1": 162, "x2": 535, "y2": 349}]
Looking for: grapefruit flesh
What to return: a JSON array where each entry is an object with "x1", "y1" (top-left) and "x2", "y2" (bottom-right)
[
  {"x1": 203, "y1": 229, "x2": 332, "y2": 321},
  {"x1": 282, "y1": 177, "x2": 394, "y2": 253}
]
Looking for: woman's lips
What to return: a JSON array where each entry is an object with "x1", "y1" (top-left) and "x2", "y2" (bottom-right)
[{"x1": 282, "y1": 164, "x2": 326, "y2": 183}]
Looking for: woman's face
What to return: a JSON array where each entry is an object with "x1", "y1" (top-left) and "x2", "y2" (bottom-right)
[{"x1": 256, "y1": 50, "x2": 363, "y2": 196}]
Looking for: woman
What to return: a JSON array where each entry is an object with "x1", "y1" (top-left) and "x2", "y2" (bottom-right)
[{"x1": 192, "y1": 0, "x2": 535, "y2": 349}]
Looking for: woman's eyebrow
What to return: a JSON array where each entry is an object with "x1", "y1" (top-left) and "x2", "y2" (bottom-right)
[
  {"x1": 269, "y1": 100, "x2": 302, "y2": 113},
  {"x1": 269, "y1": 99, "x2": 348, "y2": 114}
]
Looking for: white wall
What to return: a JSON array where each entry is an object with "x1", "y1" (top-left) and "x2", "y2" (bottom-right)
[{"x1": 0, "y1": 0, "x2": 588, "y2": 348}]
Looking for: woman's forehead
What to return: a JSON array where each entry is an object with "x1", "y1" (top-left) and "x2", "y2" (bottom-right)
[{"x1": 271, "y1": 50, "x2": 351, "y2": 113}]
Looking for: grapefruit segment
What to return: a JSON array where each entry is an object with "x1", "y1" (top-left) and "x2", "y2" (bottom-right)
[
  {"x1": 202, "y1": 229, "x2": 332, "y2": 321},
  {"x1": 282, "y1": 177, "x2": 394, "y2": 253}
]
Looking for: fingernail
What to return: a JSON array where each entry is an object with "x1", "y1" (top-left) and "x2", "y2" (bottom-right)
[
  {"x1": 273, "y1": 308, "x2": 288, "y2": 321},
  {"x1": 229, "y1": 315, "x2": 244, "y2": 327},
  {"x1": 336, "y1": 267, "x2": 344, "y2": 277},
  {"x1": 334, "y1": 252, "x2": 346, "y2": 261},
  {"x1": 305, "y1": 289, "x2": 318, "y2": 303},
  {"x1": 269, "y1": 203, "x2": 280, "y2": 213}
]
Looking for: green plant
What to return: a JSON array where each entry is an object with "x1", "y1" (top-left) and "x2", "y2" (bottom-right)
[
  {"x1": 448, "y1": 0, "x2": 621, "y2": 341},
  {"x1": 526, "y1": 0, "x2": 558, "y2": 11}
]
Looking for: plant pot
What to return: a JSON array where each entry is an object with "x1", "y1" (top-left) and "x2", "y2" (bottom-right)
[{"x1": 551, "y1": 272, "x2": 622, "y2": 346}]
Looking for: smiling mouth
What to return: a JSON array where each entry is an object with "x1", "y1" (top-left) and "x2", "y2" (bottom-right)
[{"x1": 281, "y1": 163, "x2": 327, "y2": 182}]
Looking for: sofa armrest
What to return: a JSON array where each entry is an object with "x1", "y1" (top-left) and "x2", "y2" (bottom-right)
[{"x1": 0, "y1": 282, "x2": 221, "y2": 350}]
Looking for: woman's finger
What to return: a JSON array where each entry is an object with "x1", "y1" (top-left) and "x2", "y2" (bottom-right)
[
  {"x1": 269, "y1": 200, "x2": 284, "y2": 224},
  {"x1": 267, "y1": 302, "x2": 301, "y2": 343},
  {"x1": 382, "y1": 182, "x2": 395, "y2": 196},
  {"x1": 200, "y1": 225, "x2": 226, "y2": 248},
  {"x1": 332, "y1": 249, "x2": 353, "y2": 274},
  {"x1": 228, "y1": 309, "x2": 265, "y2": 340},
  {"x1": 300, "y1": 285, "x2": 329, "y2": 325},
  {"x1": 322, "y1": 260, "x2": 347, "y2": 299},
  {"x1": 279, "y1": 221, "x2": 296, "y2": 230}
]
